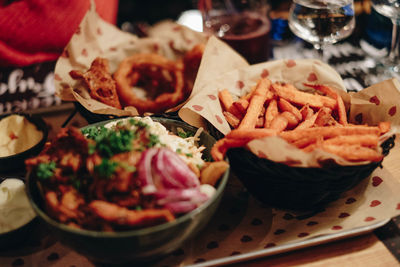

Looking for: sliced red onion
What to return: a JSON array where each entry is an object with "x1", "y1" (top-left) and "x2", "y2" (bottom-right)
[
  {"x1": 137, "y1": 147, "x2": 210, "y2": 214},
  {"x1": 137, "y1": 148, "x2": 159, "y2": 194},
  {"x1": 153, "y1": 148, "x2": 199, "y2": 189},
  {"x1": 154, "y1": 188, "x2": 209, "y2": 214}
]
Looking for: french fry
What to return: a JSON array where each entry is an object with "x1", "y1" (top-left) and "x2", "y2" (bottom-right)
[
  {"x1": 240, "y1": 85, "x2": 256, "y2": 101},
  {"x1": 270, "y1": 114, "x2": 289, "y2": 132},
  {"x1": 272, "y1": 83, "x2": 337, "y2": 109},
  {"x1": 300, "y1": 104, "x2": 314, "y2": 120},
  {"x1": 280, "y1": 125, "x2": 381, "y2": 142},
  {"x1": 295, "y1": 112, "x2": 318, "y2": 130},
  {"x1": 314, "y1": 107, "x2": 333, "y2": 126},
  {"x1": 226, "y1": 128, "x2": 277, "y2": 140},
  {"x1": 264, "y1": 99, "x2": 278, "y2": 128},
  {"x1": 304, "y1": 83, "x2": 347, "y2": 125},
  {"x1": 321, "y1": 144, "x2": 383, "y2": 162},
  {"x1": 218, "y1": 89, "x2": 234, "y2": 111},
  {"x1": 301, "y1": 135, "x2": 324, "y2": 152},
  {"x1": 323, "y1": 134, "x2": 379, "y2": 147},
  {"x1": 281, "y1": 111, "x2": 299, "y2": 128},
  {"x1": 233, "y1": 99, "x2": 249, "y2": 115},
  {"x1": 211, "y1": 138, "x2": 249, "y2": 161},
  {"x1": 239, "y1": 78, "x2": 272, "y2": 129},
  {"x1": 223, "y1": 111, "x2": 240, "y2": 128},
  {"x1": 278, "y1": 98, "x2": 302, "y2": 121},
  {"x1": 200, "y1": 161, "x2": 229, "y2": 186},
  {"x1": 378, "y1": 121, "x2": 391, "y2": 134},
  {"x1": 291, "y1": 136, "x2": 320, "y2": 149},
  {"x1": 218, "y1": 89, "x2": 242, "y2": 118},
  {"x1": 256, "y1": 116, "x2": 265, "y2": 128}
]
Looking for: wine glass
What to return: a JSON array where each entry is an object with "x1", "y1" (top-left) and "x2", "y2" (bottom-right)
[
  {"x1": 288, "y1": 0, "x2": 356, "y2": 60},
  {"x1": 198, "y1": 0, "x2": 272, "y2": 64},
  {"x1": 371, "y1": 0, "x2": 400, "y2": 76}
]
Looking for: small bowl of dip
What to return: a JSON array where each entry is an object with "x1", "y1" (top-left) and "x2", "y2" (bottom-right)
[
  {"x1": 0, "y1": 178, "x2": 37, "y2": 249},
  {"x1": 0, "y1": 113, "x2": 48, "y2": 173}
]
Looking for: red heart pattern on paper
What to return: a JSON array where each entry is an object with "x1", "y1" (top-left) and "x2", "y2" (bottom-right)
[
  {"x1": 372, "y1": 176, "x2": 383, "y2": 187},
  {"x1": 365, "y1": 217, "x2": 376, "y2": 222},
  {"x1": 370, "y1": 200, "x2": 381, "y2": 207},
  {"x1": 81, "y1": 48, "x2": 88, "y2": 57},
  {"x1": 286, "y1": 59, "x2": 296, "y2": 68},
  {"x1": 54, "y1": 74, "x2": 62, "y2": 81},
  {"x1": 389, "y1": 106, "x2": 397, "y2": 116},
  {"x1": 369, "y1": 96, "x2": 380, "y2": 105},
  {"x1": 236, "y1": 80, "x2": 244, "y2": 89},
  {"x1": 261, "y1": 69, "x2": 269, "y2": 78},
  {"x1": 215, "y1": 115, "x2": 223, "y2": 124},
  {"x1": 192, "y1": 105, "x2": 203, "y2": 111}
]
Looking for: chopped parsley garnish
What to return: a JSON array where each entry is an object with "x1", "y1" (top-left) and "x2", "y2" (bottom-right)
[
  {"x1": 185, "y1": 153, "x2": 193, "y2": 158},
  {"x1": 86, "y1": 126, "x2": 136, "y2": 157},
  {"x1": 94, "y1": 159, "x2": 118, "y2": 179},
  {"x1": 129, "y1": 118, "x2": 149, "y2": 128},
  {"x1": 36, "y1": 161, "x2": 56, "y2": 180},
  {"x1": 176, "y1": 148, "x2": 182, "y2": 153},
  {"x1": 81, "y1": 126, "x2": 102, "y2": 139},
  {"x1": 119, "y1": 162, "x2": 136, "y2": 172},
  {"x1": 147, "y1": 133, "x2": 160, "y2": 148},
  {"x1": 177, "y1": 128, "x2": 194, "y2": 139}
]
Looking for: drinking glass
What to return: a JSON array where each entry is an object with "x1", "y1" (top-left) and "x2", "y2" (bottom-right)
[
  {"x1": 288, "y1": 0, "x2": 356, "y2": 60},
  {"x1": 198, "y1": 0, "x2": 271, "y2": 64},
  {"x1": 371, "y1": 0, "x2": 400, "y2": 75}
]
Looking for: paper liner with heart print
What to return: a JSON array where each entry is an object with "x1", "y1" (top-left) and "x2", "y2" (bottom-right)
[
  {"x1": 54, "y1": 0, "x2": 208, "y2": 116},
  {"x1": 179, "y1": 36, "x2": 400, "y2": 167}
]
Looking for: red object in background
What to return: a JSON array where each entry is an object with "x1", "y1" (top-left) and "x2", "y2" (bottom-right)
[{"x1": 0, "y1": 0, "x2": 118, "y2": 67}]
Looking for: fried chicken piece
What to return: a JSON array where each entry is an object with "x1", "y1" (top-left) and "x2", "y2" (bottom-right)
[
  {"x1": 89, "y1": 200, "x2": 174, "y2": 228},
  {"x1": 45, "y1": 187, "x2": 85, "y2": 223},
  {"x1": 70, "y1": 57, "x2": 122, "y2": 109}
]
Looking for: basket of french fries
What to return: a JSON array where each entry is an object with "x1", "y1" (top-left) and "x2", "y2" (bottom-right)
[
  {"x1": 179, "y1": 37, "x2": 399, "y2": 211},
  {"x1": 210, "y1": 78, "x2": 394, "y2": 210}
]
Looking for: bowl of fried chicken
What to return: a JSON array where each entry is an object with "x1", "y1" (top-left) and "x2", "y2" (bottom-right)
[{"x1": 25, "y1": 117, "x2": 229, "y2": 264}]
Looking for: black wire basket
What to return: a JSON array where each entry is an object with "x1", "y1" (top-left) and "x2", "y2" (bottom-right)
[
  {"x1": 226, "y1": 135, "x2": 395, "y2": 211},
  {"x1": 74, "y1": 102, "x2": 183, "y2": 124}
]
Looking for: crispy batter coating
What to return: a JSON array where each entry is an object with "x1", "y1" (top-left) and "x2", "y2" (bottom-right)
[{"x1": 70, "y1": 58, "x2": 122, "y2": 109}]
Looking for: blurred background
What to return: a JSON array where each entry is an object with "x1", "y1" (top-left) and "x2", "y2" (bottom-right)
[{"x1": 0, "y1": 0, "x2": 393, "y2": 118}]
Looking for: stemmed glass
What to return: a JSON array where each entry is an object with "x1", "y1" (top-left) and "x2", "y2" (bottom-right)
[
  {"x1": 371, "y1": 0, "x2": 400, "y2": 76},
  {"x1": 288, "y1": 0, "x2": 356, "y2": 60}
]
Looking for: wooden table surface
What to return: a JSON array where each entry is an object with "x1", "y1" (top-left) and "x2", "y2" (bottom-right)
[{"x1": 234, "y1": 136, "x2": 400, "y2": 267}]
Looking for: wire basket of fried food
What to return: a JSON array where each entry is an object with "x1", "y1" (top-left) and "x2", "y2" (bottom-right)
[
  {"x1": 68, "y1": 44, "x2": 204, "y2": 123},
  {"x1": 211, "y1": 78, "x2": 395, "y2": 211},
  {"x1": 54, "y1": 3, "x2": 207, "y2": 124}
]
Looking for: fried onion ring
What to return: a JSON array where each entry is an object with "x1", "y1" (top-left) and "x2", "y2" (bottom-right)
[
  {"x1": 69, "y1": 58, "x2": 122, "y2": 109},
  {"x1": 114, "y1": 53, "x2": 185, "y2": 114}
]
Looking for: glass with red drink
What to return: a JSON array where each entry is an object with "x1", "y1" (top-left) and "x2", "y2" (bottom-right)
[{"x1": 198, "y1": 0, "x2": 271, "y2": 64}]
